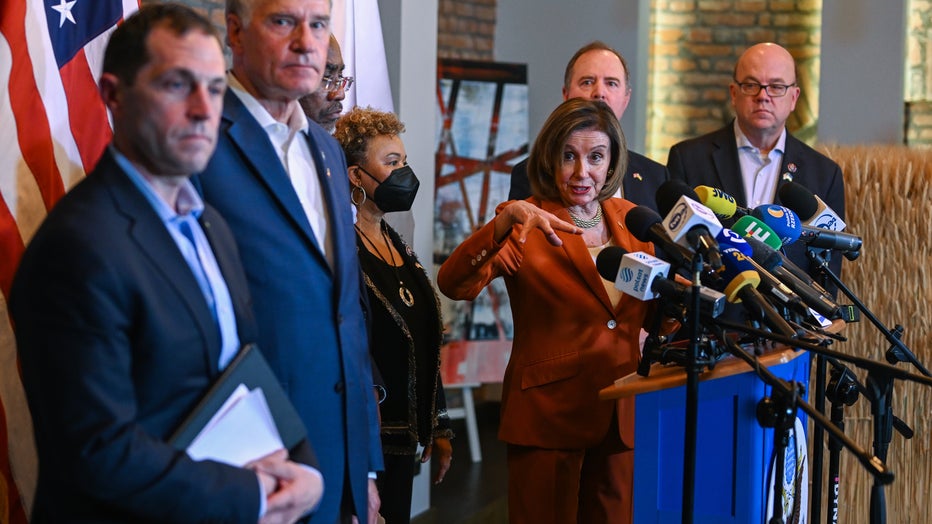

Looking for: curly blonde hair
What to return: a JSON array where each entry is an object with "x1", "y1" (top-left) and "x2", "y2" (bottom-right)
[{"x1": 334, "y1": 106, "x2": 406, "y2": 166}]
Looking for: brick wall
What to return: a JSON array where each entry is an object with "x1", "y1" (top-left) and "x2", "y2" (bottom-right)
[
  {"x1": 646, "y1": 0, "x2": 822, "y2": 161},
  {"x1": 437, "y1": 0, "x2": 497, "y2": 60},
  {"x1": 907, "y1": 0, "x2": 932, "y2": 147}
]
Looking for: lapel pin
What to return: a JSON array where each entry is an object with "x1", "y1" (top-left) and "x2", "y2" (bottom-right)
[
  {"x1": 787, "y1": 163, "x2": 797, "y2": 173},
  {"x1": 326, "y1": 168, "x2": 331, "y2": 178},
  {"x1": 782, "y1": 172, "x2": 793, "y2": 182},
  {"x1": 632, "y1": 172, "x2": 642, "y2": 181}
]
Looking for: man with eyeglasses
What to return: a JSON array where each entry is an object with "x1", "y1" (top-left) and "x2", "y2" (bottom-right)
[
  {"x1": 667, "y1": 42, "x2": 845, "y2": 284},
  {"x1": 300, "y1": 34, "x2": 353, "y2": 133}
]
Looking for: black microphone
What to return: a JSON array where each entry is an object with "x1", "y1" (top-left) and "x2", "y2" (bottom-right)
[
  {"x1": 595, "y1": 247, "x2": 726, "y2": 319},
  {"x1": 778, "y1": 181, "x2": 846, "y2": 232},
  {"x1": 742, "y1": 235, "x2": 842, "y2": 320},
  {"x1": 625, "y1": 206, "x2": 694, "y2": 269}
]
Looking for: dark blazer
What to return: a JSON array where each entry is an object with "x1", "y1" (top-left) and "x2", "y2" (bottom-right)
[
  {"x1": 197, "y1": 91, "x2": 383, "y2": 524},
  {"x1": 508, "y1": 150, "x2": 669, "y2": 212},
  {"x1": 667, "y1": 121, "x2": 846, "y2": 283},
  {"x1": 438, "y1": 198, "x2": 658, "y2": 451},
  {"x1": 11, "y1": 150, "x2": 262, "y2": 523}
]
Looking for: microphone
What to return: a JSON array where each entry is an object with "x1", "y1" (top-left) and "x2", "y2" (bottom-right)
[
  {"x1": 595, "y1": 247, "x2": 726, "y2": 319},
  {"x1": 716, "y1": 229, "x2": 809, "y2": 317},
  {"x1": 694, "y1": 186, "x2": 749, "y2": 219},
  {"x1": 741, "y1": 235, "x2": 843, "y2": 320},
  {"x1": 753, "y1": 204, "x2": 862, "y2": 254},
  {"x1": 625, "y1": 206, "x2": 695, "y2": 269},
  {"x1": 779, "y1": 181, "x2": 847, "y2": 232},
  {"x1": 732, "y1": 215, "x2": 783, "y2": 250},
  {"x1": 718, "y1": 246, "x2": 798, "y2": 338},
  {"x1": 655, "y1": 181, "x2": 724, "y2": 269}
]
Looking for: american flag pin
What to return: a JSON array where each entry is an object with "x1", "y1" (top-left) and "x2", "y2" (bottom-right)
[{"x1": 632, "y1": 173, "x2": 643, "y2": 181}]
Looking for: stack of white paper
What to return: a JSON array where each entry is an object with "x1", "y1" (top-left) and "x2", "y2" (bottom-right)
[{"x1": 186, "y1": 384, "x2": 285, "y2": 467}]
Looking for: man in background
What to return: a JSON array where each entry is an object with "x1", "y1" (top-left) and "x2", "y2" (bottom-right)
[
  {"x1": 666, "y1": 42, "x2": 845, "y2": 281},
  {"x1": 197, "y1": 0, "x2": 383, "y2": 522},
  {"x1": 509, "y1": 41, "x2": 668, "y2": 211},
  {"x1": 10, "y1": 4, "x2": 320, "y2": 522},
  {"x1": 300, "y1": 34, "x2": 351, "y2": 133}
]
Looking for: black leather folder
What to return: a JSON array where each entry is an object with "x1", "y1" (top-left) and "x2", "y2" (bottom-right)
[{"x1": 169, "y1": 343, "x2": 307, "y2": 451}]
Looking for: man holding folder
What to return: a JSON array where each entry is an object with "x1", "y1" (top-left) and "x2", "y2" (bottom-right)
[{"x1": 10, "y1": 4, "x2": 320, "y2": 522}]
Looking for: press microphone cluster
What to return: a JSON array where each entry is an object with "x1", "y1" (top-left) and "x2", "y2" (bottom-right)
[
  {"x1": 623, "y1": 181, "x2": 862, "y2": 339},
  {"x1": 692, "y1": 183, "x2": 861, "y2": 322}
]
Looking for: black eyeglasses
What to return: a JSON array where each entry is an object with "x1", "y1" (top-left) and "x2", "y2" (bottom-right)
[
  {"x1": 733, "y1": 79, "x2": 797, "y2": 97},
  {"x1": 321, "y1": 75, "x2": 354, "y2": 92}
]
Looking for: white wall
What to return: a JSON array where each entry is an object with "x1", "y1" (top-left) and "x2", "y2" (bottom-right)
[
  {"x1": 378, "y1": 0, "x2": 438, "y2": 264},
  {"x1": 819, "y1": 0, "x2": 906, "y2": 145},
  {"x1": 494, "y1": 0, "x2": 650, "y2": 153}
]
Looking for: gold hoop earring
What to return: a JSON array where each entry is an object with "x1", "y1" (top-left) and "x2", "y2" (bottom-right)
[{"x1": 351, "y1": 185, "x2": 367, "y2": 206}]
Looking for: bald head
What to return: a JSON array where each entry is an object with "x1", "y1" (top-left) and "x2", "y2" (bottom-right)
[{"x1": 734, "y1": 43, "x2": 797, "y2": 82}]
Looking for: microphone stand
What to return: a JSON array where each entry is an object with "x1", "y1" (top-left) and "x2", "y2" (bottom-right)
[
  {"x1": 808, "y1": 252, "x2": 931, "y2": 378},
  {"x1": 825, "y1": 366, "x2": 859, "y2": 523},
  {"x1": 808, "y1": 247, "x2": 831, "y2": 524},
  {"x1": 755, "y1": 373, "x2": 802, "y2": 524},
  {"x1": 807, "y1": 251, "x2": 929, "y2": 524},
  {"x1": 708, "y1": 323, "x2": 896, "y2": 511},
  {"x1": 715, "y1": 320, "x2": 932, "y2": 524},
  {"x1": 681, "y1": 252, "x2": 706, "y2": 524}
]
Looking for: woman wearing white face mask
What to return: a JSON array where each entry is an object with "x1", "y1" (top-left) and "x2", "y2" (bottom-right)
[{"x1": 335, "y1": 107, "x2": 453, "y2": 524}]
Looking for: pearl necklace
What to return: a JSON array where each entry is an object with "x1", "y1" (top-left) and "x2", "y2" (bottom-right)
[{"x1": 568, "y1": 205, "x2": 603, "y2": 229}]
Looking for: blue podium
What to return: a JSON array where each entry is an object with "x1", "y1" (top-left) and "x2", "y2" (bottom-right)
[{"x1": 601, "y1": 348, "x2": 810, "y2": 523}]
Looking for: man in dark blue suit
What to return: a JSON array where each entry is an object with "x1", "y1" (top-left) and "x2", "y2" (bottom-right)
[
  {"x1": 197, "y1": 1, "x2": 383, "y2": 522},
  {"x1": 667, "y1": 42, "x2": 846, "y2": 283},
  {"x1": 10, "y1": 5, "x2": 320, "y2": 522},
  {"x1": 509, "y1": 41, "x2": 669, "y2": 211}
]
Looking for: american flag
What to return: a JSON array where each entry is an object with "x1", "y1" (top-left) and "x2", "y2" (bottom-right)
[{"x1": 0, "y1": 0, "x2": 138, "y2": 520}]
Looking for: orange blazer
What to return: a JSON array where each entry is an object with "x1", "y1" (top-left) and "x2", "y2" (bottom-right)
[{"x1": 438, "y1": 197, "x2": 659, "y2": 450}]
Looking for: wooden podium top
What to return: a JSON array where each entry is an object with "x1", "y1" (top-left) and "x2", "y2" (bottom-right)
[{"x1": 599, "y1": 345, "x2": 805, "y2": 400}]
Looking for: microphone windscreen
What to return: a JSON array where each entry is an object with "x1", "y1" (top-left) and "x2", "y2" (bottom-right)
[
  {"x1": 752, "y1": 205, "x2": 802, "y2": 245},
  {"x1": 716, "y1": 229, "x2": 752, "y2": 257},
  {"x1": 695, "y1": 185, "x2": 739, "y2": 219},
  {"x1": 733, "y1": 215, "x2": 783, "y2": 250},
  {"x1": 718, "y1": 247, "x2": 761, "y2": 302},
  {"x1": 655, "y1": 180, "x2": 699, "y2": 216},
  {"x1": 625, "y1": 206, "x2": 663, "y2": 243},
  {"x1": 744, "y1": 236, "x2": 785, "y2": 271},
  {"x1": 778, "y1": 181, "x2": 819, "y2": 221},
  {"x1": 595, "y1": 246, "x2": 627, "y2": 282}
]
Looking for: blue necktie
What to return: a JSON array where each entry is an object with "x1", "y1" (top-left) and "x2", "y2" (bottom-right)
[{"x1": 178, "y1": 219, "x2": 219, "y2": 326}]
